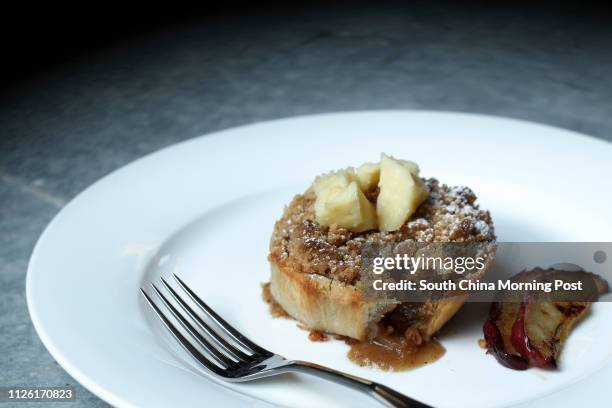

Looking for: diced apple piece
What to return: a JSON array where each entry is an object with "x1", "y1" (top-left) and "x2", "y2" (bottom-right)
[
  {"x1": 354, "y1": 162, "x2": 380, "y2": 192},
  {"x1": 315, "y1": 183, "x2": 359, "y2": 228},
  {"x1": 315, "y1": 181, "x2": 377, "y2": 232},
  {"x1": 312, "y1": 171, "x2": 353, "y2": 196},
  {"x1": 398, "y1": 159, "x2": 420, "y2": 177},
  {"x1": 377, "y1": 154, "x2": 429, "y2": 231}
]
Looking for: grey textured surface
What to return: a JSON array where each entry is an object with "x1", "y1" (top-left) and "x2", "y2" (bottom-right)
[{"x1": 1, "y1": 4, "x2": 611, "y2": 407}]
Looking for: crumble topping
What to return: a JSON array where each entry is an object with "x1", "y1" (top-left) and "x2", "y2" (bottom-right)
[{"x1": 269, "y1": 178, "x2": 495, "y2": 285}]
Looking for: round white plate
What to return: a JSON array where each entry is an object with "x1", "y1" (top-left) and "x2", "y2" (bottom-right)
[{"x1": 27, "y1": 111, "x2": 612, "y2": 408}]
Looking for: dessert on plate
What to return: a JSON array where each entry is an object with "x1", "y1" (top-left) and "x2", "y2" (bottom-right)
[{"x1": 265, "y1": 153, "x2": 496, "y2": 370}]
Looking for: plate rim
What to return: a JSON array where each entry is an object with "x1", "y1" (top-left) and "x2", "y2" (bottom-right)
[{"x1": 26, "y1": 109, "x2": 612, "y2": 408}]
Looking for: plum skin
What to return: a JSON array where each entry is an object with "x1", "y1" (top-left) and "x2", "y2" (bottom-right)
[
  {"x1": 510, "y1": 302, "x2": 557, "y2": 369},
  {"x1": 483, "y1": 316, "x2": 529, "y2": 371}
]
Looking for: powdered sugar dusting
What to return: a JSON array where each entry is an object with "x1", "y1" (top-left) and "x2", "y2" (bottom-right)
[{"x1": 269, "y1": 178, "x2": 495, "y2": 285}]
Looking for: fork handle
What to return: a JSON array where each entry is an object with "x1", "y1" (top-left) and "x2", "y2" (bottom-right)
[{"x1": 286, "y1": 361, "x2": 432, "y2": 408}]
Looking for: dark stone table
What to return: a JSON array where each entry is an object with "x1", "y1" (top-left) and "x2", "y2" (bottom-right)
[{"x1": 1, "y1": 3, "x2": 611, "y2": 406}]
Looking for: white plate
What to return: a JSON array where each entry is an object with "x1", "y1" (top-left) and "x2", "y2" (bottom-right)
[{"x1": 27, "y1": 111, "x2": 612, "y2": 408}]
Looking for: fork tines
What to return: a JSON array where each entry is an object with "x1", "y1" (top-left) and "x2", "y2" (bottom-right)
[{"x1": 140, "y1": 274, "x2": 272, "y2": 378}]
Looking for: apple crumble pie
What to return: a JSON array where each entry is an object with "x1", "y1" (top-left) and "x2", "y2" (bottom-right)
[{"x1": 265, "y1": 154, "x2": 495, "y2": 370}]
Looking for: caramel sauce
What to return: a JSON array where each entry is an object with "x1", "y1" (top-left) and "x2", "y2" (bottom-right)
[
  {"x1": 262, "y1": 282, "x2": 445, "y2": 371},
  {"x1": 308, "y1": 329, "x2": 329, "y2": 342},
  {"x1": 348, "y1": 332, "x2": 445, "y2": 371}
]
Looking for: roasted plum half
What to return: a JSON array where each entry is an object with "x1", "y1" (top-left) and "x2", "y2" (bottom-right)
[{"x1": 483, "y1": 268, "x2": 609, "y2": 370}]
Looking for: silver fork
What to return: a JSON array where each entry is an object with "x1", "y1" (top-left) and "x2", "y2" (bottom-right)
[{"x1": 141, "y1": 274, "x2": 432, "y2": 408}]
